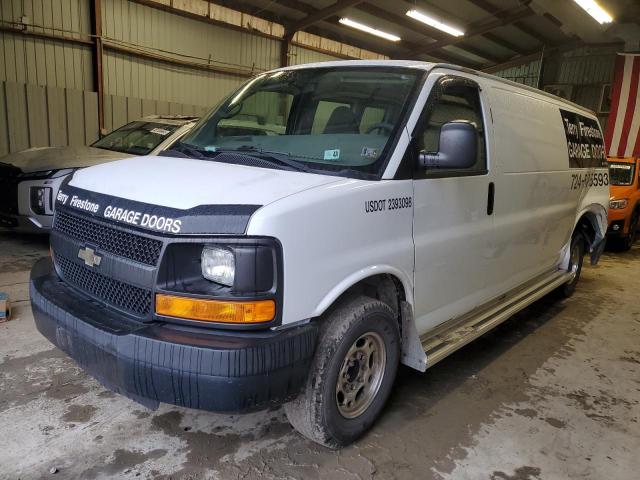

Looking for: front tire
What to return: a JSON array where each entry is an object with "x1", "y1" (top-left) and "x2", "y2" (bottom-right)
[
  {"x1": 558, "y1": 231, "x2": 585, "y2": 298},
  {"x1": 284, "y1": 295, "x2": 400, "y2": 448},
  {"x1": 620, "y1": 210, "x2": 639, "y2": 251}
]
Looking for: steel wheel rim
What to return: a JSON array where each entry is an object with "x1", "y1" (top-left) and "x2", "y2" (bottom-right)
[
  {"x1": 335, "y1": 331, "x2": 386, "y2": 419},
  {"x1": 569, "y1": 241, "x2": 581, "y2": 280}
]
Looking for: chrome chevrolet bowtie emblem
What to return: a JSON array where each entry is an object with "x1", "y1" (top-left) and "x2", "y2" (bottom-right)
[{"x1": 78, "y1": 247, "x2": 102, "y2": 267}]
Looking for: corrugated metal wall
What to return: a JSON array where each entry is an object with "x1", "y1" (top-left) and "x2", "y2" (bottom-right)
[
  {"x1": 289, "y1": 45, "x2": 345, "y2": 66},
  {"x1": 556, "y1": 46, "x2": 616, "y2": 122},
  {"x1": 0, "y1": 80, "x2": 99, "y2": 155},
  {"x1": 0, "y1": 0, "x2": 93, "y2": 90},
  {"x1": 493, "y1": 60, "x2": 542, "y2": 88},
  {"x1": 101, "y1": 0, "x2": 279, "y2": 106},
  {"x1": 0, "y1": 0, "x2": 345, "y2": 155},
  {"x1": 493, "y1": 45, "x2": 617, "y2": 128}
]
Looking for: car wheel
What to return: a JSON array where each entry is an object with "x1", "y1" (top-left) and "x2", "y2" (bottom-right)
[
  {"x1": 620, "y1": 210, "x2": 639, "y2": 251},
  {"x1": 284, "y1": 295, "x2": 400, "y2": 448},
  {"x1": 558, "y1": 231, "x2": 585, "y2": 298}
]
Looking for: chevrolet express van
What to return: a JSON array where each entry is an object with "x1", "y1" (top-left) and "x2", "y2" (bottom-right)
[{"x1": 30, "y1": 61, "x2": 609, "y2": 447}]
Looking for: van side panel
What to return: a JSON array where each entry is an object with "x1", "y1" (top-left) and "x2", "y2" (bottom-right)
[
  {"x1": 485, "y1": 84, "x2": 608, "y2": 297},
  {"x1": 246, "y1": 179, "x2": 415, "y2": 326}
]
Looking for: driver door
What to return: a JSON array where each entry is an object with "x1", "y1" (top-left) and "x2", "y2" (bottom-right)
[{"x1": 412, "y1": 74, "x2": 497, "y2": 334}]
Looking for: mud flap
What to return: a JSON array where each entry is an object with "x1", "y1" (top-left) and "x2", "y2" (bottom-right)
[
  {"x1": 400, "y1": 301, "x2": 427, "y2": 372},
  {"x1": 590, "y1": 237, "x2": 606, "y2": 265}
]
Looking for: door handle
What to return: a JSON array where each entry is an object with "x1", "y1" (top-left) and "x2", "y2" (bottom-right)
[{"x1": 487, "y1": 182, "x2": 495, "y2": 215}]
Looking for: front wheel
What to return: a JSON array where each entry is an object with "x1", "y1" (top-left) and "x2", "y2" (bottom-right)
[
  {"x1": 620, "y1": 210, "x2": 639, "y2": 251},
  {"x1": 558, "y1": 231, "x2": 585, "y2": 298},
  {"x1": 284, "y1": 295, "x2": 400, "y2": 448}
]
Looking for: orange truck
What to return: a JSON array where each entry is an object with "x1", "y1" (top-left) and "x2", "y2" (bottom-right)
[{"x1": 607, "y1": 156, "x2": 640, "y2": 250}]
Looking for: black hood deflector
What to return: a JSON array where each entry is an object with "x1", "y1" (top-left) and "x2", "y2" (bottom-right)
[{"x1": 56, "y1": 184, "x2": 261, "y2": 235}]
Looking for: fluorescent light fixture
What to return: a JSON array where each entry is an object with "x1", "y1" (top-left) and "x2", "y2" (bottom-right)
[
  {"x1": 406, "y1": 9, "x2": 465, "y2": 37},
  {"x1": 339, "y1": 17, "x2": 401, "y2": 42},
  {"x1": 572, "y1": 0, "x2": 613, "y2": 24}
]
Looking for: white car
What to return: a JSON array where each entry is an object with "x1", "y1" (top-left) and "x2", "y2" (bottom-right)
[
  {"x1": 30, "y1": 61, "x2": 608, "y2": 447},
  {"x1": 0, "y1": 115, "x2": 198, "y2": 232}
]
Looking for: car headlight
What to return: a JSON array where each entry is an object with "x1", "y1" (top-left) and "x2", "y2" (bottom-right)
[
  {"x1": 610, "y1": 199, "x2": 629, "y2": 210},
  {"x1": 201, "y1": 246, "x2": 235, "y2": 286}
]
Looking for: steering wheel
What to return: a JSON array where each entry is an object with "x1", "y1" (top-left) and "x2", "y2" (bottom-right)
[{"x1": 365, "y1": 123, "x2": 395, "y2": 135}]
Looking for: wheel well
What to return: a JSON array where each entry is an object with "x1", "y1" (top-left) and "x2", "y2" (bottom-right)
[
  {"x1": 576, "y1": 213, "x2": 598, "y2": 251},
  {"x1": 338, "y1": 274, "x2": 406, "y2": 333}
]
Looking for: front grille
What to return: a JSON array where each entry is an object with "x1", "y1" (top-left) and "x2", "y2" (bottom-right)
[
  {"x1": 54, "y1": 210, "x2": 163, "y2": 266},
  {"x1": 56, "y1": 254, "x2": 152, "y2": 316}
]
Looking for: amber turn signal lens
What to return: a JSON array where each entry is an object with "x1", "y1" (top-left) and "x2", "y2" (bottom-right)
[{"x1": 155, "y1": 294, "x2": 275, "y2": 324}]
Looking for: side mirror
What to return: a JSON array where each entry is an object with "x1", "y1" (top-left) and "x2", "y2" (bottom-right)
[{"x1": 419, "y1": 121, "x2": 477, "y2": 169}]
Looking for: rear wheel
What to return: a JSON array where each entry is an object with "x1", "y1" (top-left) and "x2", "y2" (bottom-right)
[
  {"x1": 284, "y1": 295, "x2": 400, "y2": 448},
  {"x1": 558, "y1": 231, "x2": 585, "y2": 298}
]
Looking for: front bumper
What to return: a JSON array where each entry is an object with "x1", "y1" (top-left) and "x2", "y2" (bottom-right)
[
  {"x1": 0, "y1": 212, "x2": 52, "y2": 233},
  {"x1": 30, "y1": 258, "x2": 317, "y2": 412},
  {"x1": 606, "y1": 219, "x2": 626, "y2": 237}
]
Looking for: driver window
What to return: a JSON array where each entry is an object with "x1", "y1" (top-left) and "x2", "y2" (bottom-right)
[{"x1": 419, "y1": 82, "x2": 487, "y2": 173}]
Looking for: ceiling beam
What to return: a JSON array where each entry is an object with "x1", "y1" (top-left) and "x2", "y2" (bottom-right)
[
  {"x1": 273, "y1": 0, "x2": 316, "y2": 16},
  {"x1": 482, "y1": 39, "x2": 583, "y2": 73},
  {"x1": 406, "y1": 4, "x2": 534, "y2": 58},
  {"x1": 483, "y1": 40, "x2": 624, "y2": 73},
  {"x1": 465, "y1": 0, "x2": 548, "y2": 43},
  {"x1": 482, "y1": 32, "x2": 528, "y2": 55},
  {"x1": 356, "y1": 3, "x2": 503, "y2": 64},
  {"x1": 287, "y1": 0, "x2": 365, "y2": 33},
  {"x1": 273, "y1": 1, "x2": 496, "y2": 65}
]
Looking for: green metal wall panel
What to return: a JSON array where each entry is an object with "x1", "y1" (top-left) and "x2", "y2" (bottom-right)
[
  {"x1": 5, "y1": 82, "x2": 29, "y2": 152},
  {"x1": 0, "y1": 0, "x2": 93, "y2": 90},
  {"x1": 46, "y1": 85, "x2": 68, "y2": 146},
  {"x1": 26, "y1": 83, "x2": 48, "y2": 147},
  {"x1": 289, "y1": 45, "x2": 342, "y2": 66}
]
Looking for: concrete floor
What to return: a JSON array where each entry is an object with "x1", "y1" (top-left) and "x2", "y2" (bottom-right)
[{"x1": 1, "y1": 233, "x2": 639, "y2": 480}]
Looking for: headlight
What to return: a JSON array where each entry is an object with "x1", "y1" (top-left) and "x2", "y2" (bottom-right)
[
  {"x1": 201, "y1": 246, "x2": 235, "y2": 286},
  {"x1": 609, "y1": 199, "x2": 629, "y2": 210},
  {"x1": 30, "y1": 187, "x2": 53, "y2": 215}
]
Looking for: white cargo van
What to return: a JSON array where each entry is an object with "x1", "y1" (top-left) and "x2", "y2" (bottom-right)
[{"x1": 30, "y1": 61, "x2": 608, "y2": 447}]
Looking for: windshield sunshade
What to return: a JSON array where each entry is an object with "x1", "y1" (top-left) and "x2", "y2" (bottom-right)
[{"x1": 93, "y1": 121, "x2": 180, "y2": 155}]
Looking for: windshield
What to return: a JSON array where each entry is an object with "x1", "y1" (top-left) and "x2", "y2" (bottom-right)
[
  {"x1": 92, "y1": 121, "x2": 180, "y2": 155},
  {"x1": 180, "y1": 67, "x2": 422, "y2": 178},
  {"x1": 609, "y1": 161, "x2": 636, "y2": 186}
]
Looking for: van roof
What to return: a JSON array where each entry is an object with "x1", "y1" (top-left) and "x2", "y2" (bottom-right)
[{"x1": 277, "y1": 60, "x2": 595, "y2": 118}]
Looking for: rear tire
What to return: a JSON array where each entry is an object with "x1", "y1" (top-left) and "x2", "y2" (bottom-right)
[
  {"x1": 284, "y1": 295, "x2": 400, "y2": 448},
  {"x1": 558, "y1": 231, "x2": 585, "y2": 298}
]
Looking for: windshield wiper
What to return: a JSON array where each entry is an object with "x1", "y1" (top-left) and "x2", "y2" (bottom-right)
[
  {"x1": 221, "y1": 146, "x2": 313, "y2": 173},
  {"x1": 160, "y1": 141, "x2": 211, "y2": 159},
  {"x1": 163, "y1": 143, "x2": 315, "y2": 174}
]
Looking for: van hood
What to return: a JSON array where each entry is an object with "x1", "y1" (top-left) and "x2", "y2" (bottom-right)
[
  {"x1": 1, "y1": 146, "x2": 132, "y2": 173},
  {"x1": 70, "y1": 155, "x2": 341, "y2": 208},
  {"x1": 61, "y1": 155, "x2": 341, "y2": 235}
]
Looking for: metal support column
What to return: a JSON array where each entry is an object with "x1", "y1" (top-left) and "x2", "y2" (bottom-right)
[
  {"x1": 90, "y1": 0, "x2": 105, "y2": 134},
  {"x1": 280, "y1": 31, "x2": 293, "y2": 68}
]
